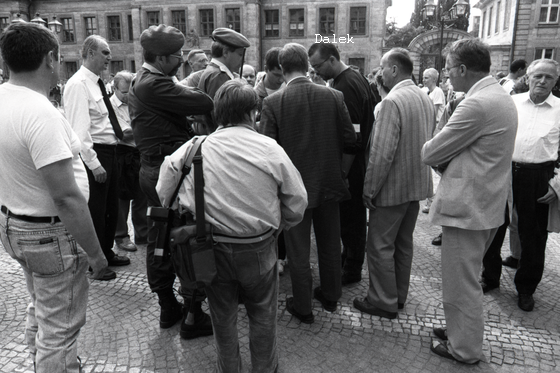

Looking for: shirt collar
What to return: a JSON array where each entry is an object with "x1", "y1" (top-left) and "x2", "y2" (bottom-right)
[
  {"x1": 110, "y1": 93, "x2": 124, "y2": 107},
  {"x1": 142, "y1": 62, "x2": 165, "y2": 76},
  {"x1": 216, "y1": 123, "x2": 256, "y2": 132},
  {"x1": 286, "y1": 75, "x2": 308, "y2": 86},
  {"x1": 525, "y1": 92, "x2": 555, "y2": 107},
  {"x1": 80, "y1": 65, "x2": 100, "y2": 82},
  {"x1": 211, "y1": 60, "x2": 235, "y2": 80}
]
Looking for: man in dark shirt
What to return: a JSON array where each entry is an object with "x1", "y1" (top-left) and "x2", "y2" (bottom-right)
[
  {"x1": 260, "y1": 43, "x2": 357, "y2": 323},
  {"x1": 308, "y1": 43, "x2": 376, "y2": 285},
  {"x1": 128, "y1": 24, "x2": 214, "y2": 338}
]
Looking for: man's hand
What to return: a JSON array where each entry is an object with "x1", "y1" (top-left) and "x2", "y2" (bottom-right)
[
  {"x1": 92, "y1": 165, "x2": 107, "y2": 183},
  {"x1": 537, "y1": 185, "x2": 558, "y2": 204},
  {"x1": 363, "y1": 194, "x2": 376, "y2": 210}
]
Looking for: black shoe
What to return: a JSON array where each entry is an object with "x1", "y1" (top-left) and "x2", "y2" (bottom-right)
[
  {"x1": 480, "y1": 279, "x2": 499, "y2": 294},
  {"x1": 159, "y1": 300, "x2": 183, "y2": 329},
  {"x1": 88, "y1": 267, "x2": 116, "y2": 281},
  {"x1": 502, "y1": 256, "x2": 519, "y2": 269},
  {"x1": 433, "y1": 327, "x2": 448, "y2": 341},
  {"x1": 353, "y1": 298, "x2": 397, "y2": 319},
  {"x1": 518, "y1": 293, "x2": 534, "y2": 312},
  {"x1": 107, "y1": 254, "x2": 131, "y2": 266},
  {"x1": 313, "y1": 287, "x2": 337, "y2": 312},
  {"x1": 180, "y1": 304, "x2": 214, "y2": 339},
  {"x1": 431, "y1": 233, "x2": 442, "y2": 246},
  {"x1": 286, "y1": 297, "x2": 314, "y2": 324},
  {"x1": 398, "y1": 303, "x2": 404, "y2": 310},
  {"x1": 341, "y1": 271, "x2": 361, "y2": 286}
]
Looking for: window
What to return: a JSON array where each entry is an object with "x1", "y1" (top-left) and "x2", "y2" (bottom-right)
[
  {"x1": 128, "y1": 15, "x2": 134, "y2": 41},
  {"x1": 172, "y1": 10, "x2": 187, "y2": 35},
  {"x1": 289, "y1": 9, "x2": 305, "y2": 37},
  {"x1": 535, "y1": 48, "x2": 555, "y2": 59},
  {"x1": 540, "y1": 0, "x2": 559, "y2": 23},
  {"x1": 348, "y1": 58, "x2": 365, "y2": 75},
  {"x1": 199, "y1": 9, "x2": 214, "y2": 37},
  {"x1": 130, "y1": 60, "x2": 136, "y2": 72},
  {"x1": 319, "y1": 8, "x2": 335, "y2": 35},
  {"x1": 487, "y1": 7, "x2": 492, "y2": 36},
  {"x1": 107, "y1": 16, "x2": 121, "y2": 41},
  {"x1": 350, "y1": 7, "x2": 366, "y2": 35},
  {"x1": 480, "y1": 11, "x2": 486, "y2": 38},
  {"x1": 111, "y1": 61, "x2": 124, "y2": 74},
  {"x1": 147, "y1": 11, "x2": 159, "y2": 27},
  {"x1": 0, "y1": 17, "x2": 9, "y2": 32},
  {"x1": 264, "y1": 10, "x2": 279, "y2": 37},
  {"x1": 495, "y1": 2, "x2": 500, "y2": 33},
  {"x1": 504, "y1": 0, "x2": 511, "y2": 30},
  {"x1": 61, "y1": 17, "x2": 75, "y2": 43},
  {"x1": 225, "y1": 8, "x2": 241, "y2": 33},
  {"x1": 65, "y1": 61, "x2": 78, "y2": 79},
  {"x1": 84, "y1": 17, "x2": 97, "y2": 36}
]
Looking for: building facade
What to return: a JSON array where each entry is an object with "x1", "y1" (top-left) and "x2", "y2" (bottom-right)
[{"x1": 0, "y1": 0, "x2": 389, "y2": 81}]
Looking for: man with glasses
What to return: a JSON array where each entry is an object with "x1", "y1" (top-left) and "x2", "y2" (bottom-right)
[
  {"x1": 422, "y1": 39, "x2": 517, "y2": 364},
  {"x1": 64, "y1": 35, "x2": 131, "y2": 280},
  {"x1": 128, "y1": 25, "x2": 214, "y2": 337}
]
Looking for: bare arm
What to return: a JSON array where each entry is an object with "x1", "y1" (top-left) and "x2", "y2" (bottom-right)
[{"x1": 39, "y1": 158, "x2": 108, "y2": 278}]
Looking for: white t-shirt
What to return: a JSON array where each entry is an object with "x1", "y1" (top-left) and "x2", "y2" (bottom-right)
[
  {"x1": 429, "y1": 86, "x2": 446, "y2": 123},
  {"x1": 0, "y1": 83, "x2": 88, "y2": 216}
]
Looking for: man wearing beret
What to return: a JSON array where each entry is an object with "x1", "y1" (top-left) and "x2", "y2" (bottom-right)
[
  {"x1": 128, "y1": 24, "x2": 214, "y2": 339},
  {"x1": 198, "y1": 28, "x2": 249, "y2": 115}
]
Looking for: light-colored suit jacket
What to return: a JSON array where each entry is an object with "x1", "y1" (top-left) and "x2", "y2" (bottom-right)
[
  {"x1": 364, "y1": 79, "x2": 434, "y2": 207},
  {"x1": 422, "y1": 76, "x2": 518, "y2": 230}
]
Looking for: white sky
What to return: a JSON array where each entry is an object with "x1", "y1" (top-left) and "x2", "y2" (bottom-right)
[{"x1": 386, "y1": 0, "x2": 417, "y2": 27}]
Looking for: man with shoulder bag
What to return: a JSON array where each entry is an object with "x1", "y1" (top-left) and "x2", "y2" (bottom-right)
[{"x1": 157, "y1": 79, "x2": 308, "y2": 372}]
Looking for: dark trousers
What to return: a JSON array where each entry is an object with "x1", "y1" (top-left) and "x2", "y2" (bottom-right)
[
  {"x1": 481, "y1": 206, "x2": 509, "y2": 286},
  {"x1": 513, "y1": 164, "x2": 553, "y2": 295},
  {"x1": 86, "y1": 144, "x2": 119, "y2": 260},
  {"x1": 340, "y1": 153, "x2": 367, "y2": 275}
]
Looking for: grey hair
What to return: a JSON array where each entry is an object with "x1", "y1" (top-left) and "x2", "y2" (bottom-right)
[
  {"x1": 81, "y1": 35, "x2": 107, "y2": 59},
  {"x1": 527, "y1": 59, "x2": 560, "y2": 77}
]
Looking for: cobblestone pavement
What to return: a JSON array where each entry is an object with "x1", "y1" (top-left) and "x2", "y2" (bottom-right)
[{"x1": 1, "y1": 208, "x2": 560, "y2": 373}]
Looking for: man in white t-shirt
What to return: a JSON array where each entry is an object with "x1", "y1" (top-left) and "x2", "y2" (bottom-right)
[
  {"x1": 499, "y1": 59, "x2": 527, "y2": 95},
  {"x1": 0, "y1": 23, "x2": 108, "y2": 373},
  {"x1": 423, "y1": 68, "x2": 446, "y2": 125}
]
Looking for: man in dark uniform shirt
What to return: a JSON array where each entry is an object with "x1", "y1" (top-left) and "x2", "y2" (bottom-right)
[
  {"x1": 308, "y1": 43, "x2": 376, "y2": 285},
  {"x1": 127, "y1": 24, "x2": 214, "y2": 338}
]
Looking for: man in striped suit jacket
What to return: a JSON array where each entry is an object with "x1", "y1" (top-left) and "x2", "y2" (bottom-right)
[{"x1": 354, "y1": 48, "x2": 435, "y2": 320}]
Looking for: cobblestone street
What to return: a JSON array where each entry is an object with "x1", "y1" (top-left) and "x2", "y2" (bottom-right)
[{"x1": 1, "y1": 208, "x2": 560, "y2": 373}]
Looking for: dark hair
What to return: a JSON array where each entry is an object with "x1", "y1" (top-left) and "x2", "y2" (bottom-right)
[
  {"x1": 264, "y1": 47, "x2": 281, "y2": 71},
  {"x1": 279, "y1": 43, "x2": 308, "y2": 74},
  {"x1": 211, "y1": 41, "x2": 236, "y2": 58},
  {"x1": 308, "y1": 42, "x2": 340, "y2": 61},
  {"x1": 81, "y1": 35, "x2": 107, "y2": 59},
  {"x1": 509, "y1": 59, "x2": 527, "y2": 73},
  {"x1": 447, "y1": 39, "x2": 491, "y2": 73},
  {"x1": 0, "y1": 23, "x2": 59, "y2": 73},
  {"x1": 143, "y1": 49, "x2": 157, "y2": 63},
  {"x1": 386, "y1": 48, "x2": 413, "y2": 75},
  {"x1": 213, "y1": 79, "x2": 258, "y2": 127}
]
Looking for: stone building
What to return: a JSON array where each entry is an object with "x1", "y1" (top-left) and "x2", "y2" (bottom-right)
[{"x1": 0, "y1": 0, "x2": 389, "y2": 81}]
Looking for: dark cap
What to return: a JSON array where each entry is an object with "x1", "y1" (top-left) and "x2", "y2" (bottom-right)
[
  {"x1": 140, "y1": 25, "x2": 185, "y2": 56},
  {"x1": 211, "y1": 28, "x2": 250, "y2": 49}
]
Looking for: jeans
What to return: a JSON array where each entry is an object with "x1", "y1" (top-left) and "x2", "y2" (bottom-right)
[
  {"x1": 0, "y1": 213, "x2": 89, "y2": 373},
  {"x1": 205, "y1": 237, "x2": 278, "y2": 373}
]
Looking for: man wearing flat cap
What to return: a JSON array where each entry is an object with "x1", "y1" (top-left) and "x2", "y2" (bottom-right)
[
  {"x1": 128, "y1": 24, "x2": 214, "y2": 339},
  {"x1": 198, "y1": 28, "x2": 250, "y2": 131}
]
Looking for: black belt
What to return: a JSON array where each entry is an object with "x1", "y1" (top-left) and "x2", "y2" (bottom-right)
[
  {"x1": 1, "y1": 205, "x2": 60, "y2": 224},
  {"x1": 141, "y1": 153, "x2": 165, "y2": 164},
  {"x1": 512, "y1": 161, "x2": 554, "y2": 170},
  {"x1": 93, "y1": 143, "x2": 117, "y2": 151}
]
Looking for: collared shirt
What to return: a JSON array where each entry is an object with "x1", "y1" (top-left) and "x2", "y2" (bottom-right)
[
  {"x1": 157, "y1": 124, "x2": 308, "y2": 236},
  {"x1": 210, "y1": 59, "x2": 235, "y2": 80},
  {"x1": 63, "y1": 65, "x2": 118, "y2": 170},
  {"x1": 512, "y1": 92, "x2": 560, "y2": 163},
  {"x1": 109, "y1": 94, "x2": 135, "y2": 147},
  {"x1": 142, "y1": 62, "x2": 179, "y2": 83}
]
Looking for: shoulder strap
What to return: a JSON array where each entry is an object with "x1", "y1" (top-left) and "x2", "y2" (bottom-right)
[
  {"x1": 169, "y1": 136, "x2": 206, "y2": 207},
  {"x1": 193, "y1": 144, "x2": 207, "y2": 241}
]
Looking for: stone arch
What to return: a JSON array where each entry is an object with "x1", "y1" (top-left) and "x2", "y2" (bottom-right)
[{"x1": 407, "y1": 29, "x2": 472, "y2": 81}]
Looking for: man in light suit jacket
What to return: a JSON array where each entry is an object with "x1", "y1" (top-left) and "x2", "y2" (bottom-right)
[
  {"x1": 422, "y1": 39, "x2": 518, "y2": 364},
  {"x1": 260, "y1": 43, "x2": 357, "y2": 323},
  {"x1": 353, "y1": 48, "x2": 434, "y2": 320}
]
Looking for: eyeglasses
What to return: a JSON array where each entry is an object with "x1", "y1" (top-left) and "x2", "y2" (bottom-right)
[
  {"x1": 443, "y1": 64, "x2": 461, "y2": 74},
  {"x1": 169, "y1": 51, "x2": 184, "y2": 60},
  {"x1": 311, "y1": 56, "x2": 331, "y2": 70}
]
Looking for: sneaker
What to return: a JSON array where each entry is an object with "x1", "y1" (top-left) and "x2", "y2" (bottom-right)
[{"x1": 115, "y1": 237, "x2": 137, "y2": 252}]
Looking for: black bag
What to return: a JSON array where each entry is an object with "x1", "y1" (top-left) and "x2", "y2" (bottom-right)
[{"x1": 169, "y1": 139, "x2": 217, "y2": 290}]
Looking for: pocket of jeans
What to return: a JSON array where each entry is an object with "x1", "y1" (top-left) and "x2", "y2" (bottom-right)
[
  {"x1": 18, "y1": 237, "x2": 64, "y2": 276},
  {"x1": 257, "y1": 239, "x2": 277, "y2": 276}
]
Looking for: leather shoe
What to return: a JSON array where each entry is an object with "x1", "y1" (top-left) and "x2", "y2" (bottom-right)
[
  {"x1": 479, "y1": 279, "x2": 499, "y2": 293},
  {"x1": 286, "y1": 297, "x2": 314, "y2": 324},
  {"x1": 431, "y1": 233, "x2": 442, "y2": 246},
  {"x1": 502, "y1": 256, "x2": 519, "y2": 269},
  {"x1": 313, "y1": 287, "x2": 337, "y2": 312},
  {"x1": 108, "y1": 254, "x2": 131, "y2": 266},
  {"x1": 353, "y1": 298, "x2": 397, "y2": 319},
  {"x1": 115, "y1": 237, "x2": 137, "y2": 252},
  {"x1": 518, "y1": 293, "x2": 534, "y2": 312},
  {"x1": 341, "y1": 271, "x2": 361, "y2": 286},
  {"x1": 398, "y1": 303, "x2": 404, "y2": 310},
  {"x1": 88, "y1": 267, "x2": 116, "y2": 281},
  {"x1": 433, "y1": 327, "x2": 448, "y2": 341}
]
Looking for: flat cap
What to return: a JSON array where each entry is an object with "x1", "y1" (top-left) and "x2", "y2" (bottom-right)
[
  {"x1": 140, "y1": 25, "x2": 185, "y2": 56},
  {"x1": 211, "y1": 28, "x2": 250, "y2": 49}
]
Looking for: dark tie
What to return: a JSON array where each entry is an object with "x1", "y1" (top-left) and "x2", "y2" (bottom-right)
[{"x1": 97, "y1": 79, "x2": 123, "y2": 140}]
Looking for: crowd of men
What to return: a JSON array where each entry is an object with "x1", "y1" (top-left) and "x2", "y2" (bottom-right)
[{"x1": 1, "y1": 20, "x2": 559, "y2": 372}]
